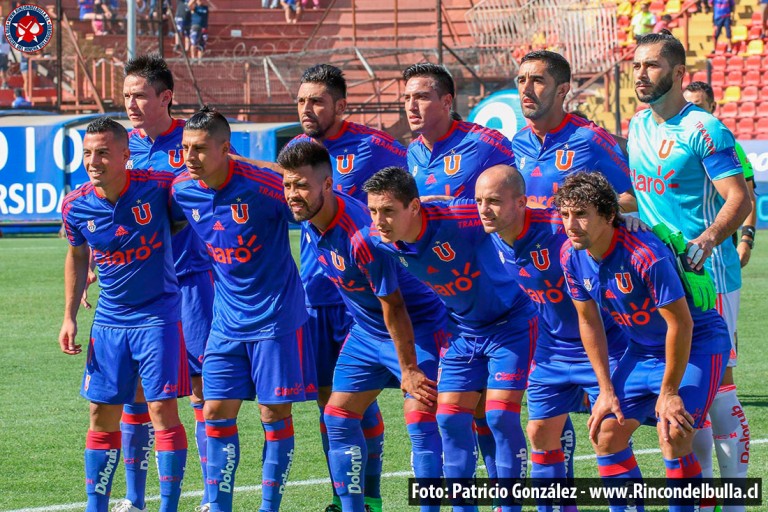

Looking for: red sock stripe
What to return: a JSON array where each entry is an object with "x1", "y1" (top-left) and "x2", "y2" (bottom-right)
[
  {"x1": 86, "y1": 430, "x2": 122, "y2": 450},
  {"x1": 265, "y1": 417, "x2": 295, "y2": 441},
  {"x1": 363, "y1": 421, "x2": 384, "y2": 439},
  {"x1": 155, "y1": 425, "x2": 188, "y2": 451},
  {"x1": 206, "y1": 424, "x2": 238, "y2": 438},
  {"x1": 485, "y1": 400, "x2": 521, "y2": 414},
  {"x1": 319, "y1": 421, "x2": 328, "y2": 434},
  {"x1": 405, "y1": 410, "x2": 437, "y2": 425},
  {"x1": 718, "y1": 384, "x2": 736, "y2": 394},
  {"x1": 531, "y1": 449, "x2": 565, "y2": 465},
  {"x1": 193, "y1": 407, "x2": 205, "y2": 423},
  {"x1": 436, "y1": 403, "x2": 474, "y2": 416},
  {"x1": 666, "y1": 458, "x2": 702, "y2": 479},
  {"x1": 324, "y1": 405, "x2": 362, "y2": 420},
  {"x1": 597, "y1": 454, "x2": 638, "y2": 477},
  {"x1": 121, "y1": 412, "x2": 151, "y2": 424}
]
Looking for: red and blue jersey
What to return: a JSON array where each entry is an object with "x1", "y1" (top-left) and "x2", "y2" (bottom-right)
[
  {"x1": 61, "y1": 170, "x2": 179, "y2": 327},
  {"x1": 512, "y1": 113, "x2": 632, "y2": 208},
  {"x1": 408, "y1": 120, "x2": 515, "y2": 199},
  {"x1": 492, "y1": 208, "x2": 627, "y2": 361},
  {"x1": 713, "y1": 0, "x2": 734, "y2": 19},
  {"x1": 371, "y1": 199, "x2": 535, "y2": 337},
  {"x1": 171, "y1": 159, "x2": 307, "y2": 341},
  {"x1": 128, "y1": 118, "x2": 211, "y2": 278},
  {"x1": 561, "y1": 225, "x2": 730, "y2": 356},
  {"x1": 302, "y1": 192, "x2": 446, "y2": 340},
  {"x1": 291, "y1": 121, "x2": 408, "y2": 307}
]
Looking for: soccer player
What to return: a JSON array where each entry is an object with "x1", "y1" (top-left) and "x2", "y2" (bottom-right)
[
  {"x1": 172, "y1": 108, "x2": 316, "y2": 512},
  {"x1": 629, "y1": 32, "x2": 752, "y2": 500},
  {"x1": 59, "y1": 117, "x2": 188, "y2": 512},
  {"x1": 513, "y1": 50, "x2": 635, "y2": 212},
  {"x1": 120, "y1": 53, "x2": 214, "y2": 512},
  {"x1": 475, "y1": 165, "x2": 630, "y2": 512},
  {"x1": 278, "y1": 141, "x2": 447, "y2": 512},
  {"x1": 363, "y1": 166, "x2": 539, "y2": 512},
  {"x1": 292, "y1": 63, "x2": 407, "y2": 512},
  {"x1": 557, "y1": 171, "x2": 730, "y2": 512}
]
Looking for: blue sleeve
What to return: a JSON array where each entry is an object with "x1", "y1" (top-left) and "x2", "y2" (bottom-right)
[
  {"x1": 641, "y1": 257, "x2": 686, "y2": 308},
  {"x1": 561, "y1": 246, "x2": 591, "y2": 302},
  {"x1": 359, "y1": 240, "x2": 400, "y2": 298},
  {"x1": 62, "y1": 208, "x2": 85, "y2": 247},
  {"x1": 588, "y1": 134, "x2": 632, "y2": 193},
  {"x1": 692, "y1": 116, "x2": 742, "y2": 181}
]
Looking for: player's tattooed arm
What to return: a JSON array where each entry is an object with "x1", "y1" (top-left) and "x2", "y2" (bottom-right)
[
  {"x1": 59, "y1": 243, "x2": 90, "y2": 355},
  {"x1": 379, "y1": 289, "x2": 437, "y2": 406},
  {"x1": 230, "y1": 154, "x2": 285, "y2": 175}
]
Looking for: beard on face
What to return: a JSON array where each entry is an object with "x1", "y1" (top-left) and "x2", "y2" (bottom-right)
[
  {"x1": 521, "y1": 91, "x2": 555, "y2": 121},
  {"x1": 291, "y1": 193, "x2": 325, "y2": 222},
  {"x1": 635, "y1": 70, "x2": 674, "y2": 104}
]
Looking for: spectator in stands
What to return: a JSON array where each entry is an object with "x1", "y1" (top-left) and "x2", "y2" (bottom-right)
[
  {"x1": 262, "y1": 0, "x2": 279, "y2": 7},
  {"x1": 653, "y1": 14, "x2": 673, "y2": 33},
  {"x1": 148, "y1": 0, "x2": 170, "y2": 36},
  {"x1": 11, "y1": 88, "x2": 31, "y2": 108},
  {"x1": 0, "y1": 20, "x2": 10, "y2": 89},
  {"x1": 174, "y1": 0, "x2": 192, "y2": 53},
  {"x1": 697, "y1": 0, "x2": 712, "y2": 14},
  {"x1": 79, "y1": 0, "x2": 96, "y2": 21},
  {"x1": 630, "y1": 1, "x2": 656, "y2": 39},
  {"x1": 189, "y1": 0, "x2": 209, "y2": 61},
  {"x1": 91, "y1": 0, "x2": 113, "y2": 35},
  {"x1": 301, "y1": 0, "x2": 320, "y2": 9},
  {"x1": 712, "y1": 0, "x2": 735, "y2": 53},
  {"x1": 280, "y1": 0, "x2": 302, "y2": 23}
]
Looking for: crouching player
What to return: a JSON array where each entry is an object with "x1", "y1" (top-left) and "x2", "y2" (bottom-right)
[
  {"x1": 59, "y1": 117, "x2": 189, "y2": 512},
  {"x1": 557, "y1": 172, "x2": 729, "y2": 512}
]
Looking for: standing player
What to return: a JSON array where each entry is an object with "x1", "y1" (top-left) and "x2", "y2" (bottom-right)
[
  {"x1": 59, "y1": 117, "x2": 188, "y2": 512},
  {"x1": 292, "y1": 63, "x2": 407, "y2": 512},
  {"x1": 278, "y1": 142, "x2": 446, "y2": 512},
  {"x1": 172, "y1": 108, "x2": 316, "y2": 512},
  {"x1": 557, "y1": 172, "x2": 730, "y2": 512},
  {"x1": 629, "y1": 32, "x2": 752, "y2": 499},
  {"x1": 513, "y1": 50, "x2": 635, "y2": 212},
  {"x1": 118, "y1": 53, "x2": 214, "y2": 512},
  {"x1": 362, "y1": 166, "x2": 538, "y2": 512}
]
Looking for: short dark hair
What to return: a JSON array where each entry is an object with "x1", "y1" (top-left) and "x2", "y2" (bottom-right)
[
  {"x1": 277, "y1": 140, "x2": 333, "y2": 179},
  {"x1": 635, "y1": 31, "x2": 686, "y2": 67},
  {"x1": 85, "y1": 117, "x2": 128, "y2": 146},
  {"x1": 363, "y1": 166, "x2": 419, "y2": 207},
  {"x1": 554, "y1": 171, "x2": 621, "y2": 227},
  {"x1": 124, "y1": 53, "x2": 174, "y2": 93},
  {"x1": 300, "y1": 64, "x2": 347, "y2": 101},
  {"x1": 520, "y1": 50, "x2": 571, "y2": 85},
  {"x1": 13, "y1": 87, "x2": 23, "y2": 97},
  {"x1": 685, "y1": 81, "x2": 715, "y2": 104},
  {"x1": 402, "y1": 63, "x2": 455, "y2": 98},
  {"x1": 185, "y1": 106, "x2": 231, "y2": 142}
]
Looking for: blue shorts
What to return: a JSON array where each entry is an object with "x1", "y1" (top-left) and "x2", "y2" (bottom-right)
[
  {"x1": 175, "y1": 17, "x2": 191, "y2": 37},
  {"x1": 82, "y1": 322, "x2": 190, "y2": 404},
  {"x1": 306, "y1": 304, "x2": 353, "y2": 388},
  {"x1": 714, "y1": 16, "x2": 732, "y2": 38},
  {"x1": 611, "y1": 344, "x2": 728, "y2": 428},
  {"x1": 332, "y1": 323, "x2": 444, "y2": 395},
  {"x1": 437, "y1": 317, "x2": 538, "y2": 393},
  {"x1": 179, "y1": 270, "x2": 214, "y2": 377},
  {"x1": 203, "y1": 327, "x2": 318, "y2": 404},
  {"x1": 190, "y1": 25, "x2": 208, "y2": 48}
]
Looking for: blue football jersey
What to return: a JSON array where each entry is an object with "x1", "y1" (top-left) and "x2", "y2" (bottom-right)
[
  {"x1": 512, "y1": 113, "x2": 632, "y2": 208},
  {"x1": 370, "y1": 199, "x2": 535, "y2": 336},
  {"x1": 62, "y1": 170, "x2": 179, "y2": 327},
  {"x1": 171, "y1": 159, "x2": 307, "y2": 341},
  {"x1": 408, "y1": 120, "x2": 515, "y2": 199},
  {"x1": 492, "y1": 208, "x2": 627, "y2": 361},
  {"x1": 291, "y1": 121, "x2": 408, "y2": 307},
  {"x1": 302, "y1": 192, "x2": 446, "y2": 340},
  {"x1": 561, "y1": 225, "x2": 730, "y2": 355},
  {"x1": 128, "y1": 118, "x2": 212, "y2": 278}
]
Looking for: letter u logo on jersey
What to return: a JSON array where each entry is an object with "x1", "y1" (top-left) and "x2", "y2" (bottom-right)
[
  {"x1": 443, "y1": 155, "x2": 461, "y2": 176},
  {"x1": 530, "y1": 249, "x2": 551, "y2": 271},
  {"x1": 615, "y1": 272, "x2": 633, "y2": 294},
  {"x1": 336, "y1": 154, "x2": 355, "y2": 175},
  {"x1": 168, "y1": 149, "x2": 185, "y2": 169},
  {"x1": 658, "y1": 140, "x2": 675, "y2": 159},
  {"x1": 331, "y1": 251, "x2": 346, "y2": 271},
  {"x1": 131, "y1": 203, "x2": 152, "y2": 225},
  {"x1": 231, "y1": 203, "x2": 249, "y2": 224},
  {"x1": 432, "y1": 242, "x2": 456, "y2": 262},
  {"x1": 555, "y1": 150, "x2": 575, "y2": 171}
]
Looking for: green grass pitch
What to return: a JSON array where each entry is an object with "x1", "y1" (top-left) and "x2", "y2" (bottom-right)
[{"x1": 0, "y1": 232, "x2": 765, "y2": 511}]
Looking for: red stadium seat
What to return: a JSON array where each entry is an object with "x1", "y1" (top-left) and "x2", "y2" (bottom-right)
[
  {"x1": 711, "y1": 55, "x2": 727, "y2": 70},
  {"x1": 726, "y1": 56, "x2": 744, "y2": 73},
  {"x1": 756, "y1": 101, "x2": 768, "y2": 116},
  {"x1": 719, "y1": 102, "x2": 738, "y2": 118},
  {"x1": 740, "y1": 102, "x2": 756, "y2": 118},
  {"x1": 756, "y1": 118, "x2": 768, "y2": 137},
  {"x1": 741, "y1": 85, "x2": 759, "y2": 102},
  {"x1": 649, "y1": 0, "x2": 665, "y2": 14},
  {"x1": 726, "y1": 70, "x2": 743, "y2": 86},
  {"x1": 743, "y1": 70, "x2": 761, "y2": 86},
  {"x1": 714, "y1": 42, "x2": 729, "y2": 55},
  {"x1": 721, "y1": 117, "x2": 737, "y2": 133},
  {"x1": 746, "y1": 55, "x2": 762, "y2": 71},
  {"x1": 691, "y1": 70, "x2": 708, "y2": 83},
  {"x1": 713, "y1": 85, "x2": 724, "y2": 101},
  {"x1": 711, "y1": 70, "x2": 726, "y2": 87},
  {"x1": 750, "y1": 12, "x2": 763, "y2": 28},
  {"x1": 760, "y1": 85, "x2": 768, "y2": 100},
  {"x1": 736, "y1": 118, "x2": 755, "y2": 139},
  {"x1": 749, "y1": 26, "x2": 763, "y2": 41},
  {"x1": 618, "y1": 15, "x2": 630, "y2": 27}
]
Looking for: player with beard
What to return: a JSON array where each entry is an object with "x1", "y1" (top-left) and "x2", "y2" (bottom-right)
[{"x1": 628, "y1": 33, "x2": 752, "y2": 508}]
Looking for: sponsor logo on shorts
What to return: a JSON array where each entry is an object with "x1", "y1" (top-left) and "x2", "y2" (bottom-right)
[
  {"x1": 274, "y1": 382, "x2": 305, "y2": 397},
  {"x1": 494, "y1": 369, "x2": 526, "y2": 382}
]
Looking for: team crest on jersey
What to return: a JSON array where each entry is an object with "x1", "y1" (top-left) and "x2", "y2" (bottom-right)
[
  {"x1": 231, "y1": 203, "x2": 249, "y2": 224},
  {"x1": 412, "y1": 165, "x2": 419, "y2": 176},
  {"x1": 330, "y1": 251, "x2": 346, "y2": 271},
  {"x1": 530, "y1": 249, "x2": 551, "y2": 271},
  {"x1": 555, "y1": 150, "x2": 575, "y2": 171},
  {"x1": 432, "y1": 242, "x2": 456, "y2": 262},
  {"x1": 498, "y1": 250, "x2": 505, "y2": 263},
  {"x1": 87, "y1": 219, "x2": 96, "y2": 232},
  {"x1": 168, "y1": 149, "x2": 185, "y2": 169},
  {"x1": 131, "y1": 203, "x2": 153, "y2": 225},
  {"x1": 583, "y1": 278, "x2": 593, "y2": 291},
  {"x1": 518, "y1": 157, "x2": 526, "y2": 170},
  {"x1": 126, "y1": 159, "x2": 134, "y2": 169},
  {"x1": 336, "y1": 154, "x2": 355, "y2": 175},
  {"x1": 443, "y1": 154, "x2": 461, "y2": 176},
  {"x1": 615, "y1": 272, "x2": 633, "y2": 294},
  {"x1": 399, "y1": 256, "x2": 409, "y2": 267},
  {"x1": 658, "y1": 140, "x2": 675, "y2": 159},
  {"x1": 192, "y1": 208, "x2": 201, "y2": 222}
]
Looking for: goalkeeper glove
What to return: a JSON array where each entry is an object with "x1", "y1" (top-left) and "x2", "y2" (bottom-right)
[{"x1": 652, "y1": 223, "x2": 716, "y2": 311}]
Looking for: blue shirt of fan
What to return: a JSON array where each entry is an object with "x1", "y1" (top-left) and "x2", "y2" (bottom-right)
[
  {"x1": 128, "y1": 119, "x2": 212, "y2": 278},
  {"x1": 492, "y1": 207, "x2": 627, "y2": 361},
  {"x1": 561, "y1": 225, "x2": 729, "y2": 356},
  {"x1": 191, "y1": 4, "x2": 208, "y2": 26},
  {"x1": 291, "y1": 121, "x2": 408, "y2": 307},
  {"x1": 408, "y1": 120, "x2": 515, "y2": 199},
  {"x1": 370, "y1": 199, "x2": 535, "y2": 337},
  {"x1": 171, "y1": 159, "x2": 307, "y2": 341},
  {"x1": 713, "y1": 0, "x2": 734, "y2": 19},
  {"x1": 62, "y1": 170, "x2": 179, "y2": 327},
  {"x1": 512, "y1": 113, "x2": 632, "y2": 208},
  {"x1": 302, "y1": 192, "x2": 445, "y2": 341}
]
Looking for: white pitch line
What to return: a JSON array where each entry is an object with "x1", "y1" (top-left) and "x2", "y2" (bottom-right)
[{"x1": 6, "y1": 438, "x2": 766, "y2": 512}]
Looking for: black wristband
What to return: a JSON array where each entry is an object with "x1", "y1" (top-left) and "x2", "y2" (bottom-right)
[
  {"x1": 742, "y1": 225, "x2": 756, "y2": 239},
  {"x1": 740, "y1": 238, "x2": 754, "y2": 249}
]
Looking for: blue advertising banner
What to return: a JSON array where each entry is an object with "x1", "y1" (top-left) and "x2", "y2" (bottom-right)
[{"x1": 467, "y1": 89, "x2": 527, "y2": 141}]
